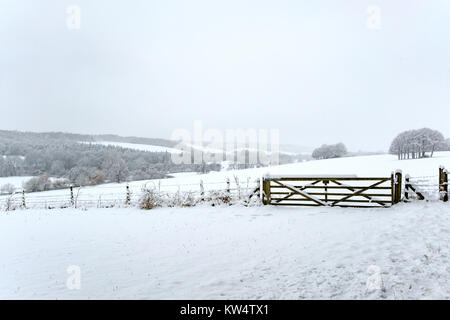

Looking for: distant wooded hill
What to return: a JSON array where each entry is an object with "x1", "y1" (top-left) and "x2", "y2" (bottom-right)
[
  {"x1": 0, "y1": 130, "x2": 177, "y2": 148},
  {"x1": 0, "y1": 130, "x2": 217, "y2": 189}
]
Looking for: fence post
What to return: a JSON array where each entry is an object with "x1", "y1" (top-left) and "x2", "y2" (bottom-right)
[
  {"x1": 22, "y1": 190, "x2": 26, "y2": 208},
  {"x1": 404, "y1": 175, "x2": 410, "y2": 201},
  {"x1": 255, "y1": 179, "x2": 260, "y2": 199},
  {"x1": 394, "y1": 170, "x2": 402, "y2": 204},
  {"x1": 235, "y1": 176, "x2": 241, "y2": 200},
  {"x1": 440, "y1": 166, "x2": 448, "y2": 202},
  {"x1": 200, "y1": 180, "x2": 204, "y2": 201},
  {"x1": 262, "y1": 178, "x2": 271, "y2": 205},
  {"x1": 226, "y1": 177, "x2": 230, "y2": 195},
  {"x1": 70, "y1": 186, "x2": 74, "y2": 207},
  {"x1": 126, "y1": 185, "x2": 131, "y2": 205}
]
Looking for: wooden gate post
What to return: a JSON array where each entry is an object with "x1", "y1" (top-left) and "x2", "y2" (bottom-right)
[
  {"x1": 262, "y1": 178, "x2": 271, "y2": 205},
  {"x1": 394, "y1": 170, "x2": 403, "y2": 204},
  {"x1": 391, "y1": 173, "x2": 395, "y2": 204},
  {"x1": 440, "y1": 166, "x2": 448, "y2": 202}
]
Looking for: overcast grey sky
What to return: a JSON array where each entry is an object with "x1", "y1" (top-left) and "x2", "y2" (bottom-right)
[{"x1": 0, "y1": 0, "x2": 449, "y2": 151}]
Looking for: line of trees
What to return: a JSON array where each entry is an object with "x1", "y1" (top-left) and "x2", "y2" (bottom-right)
[
  {"x1": 389, "y1": 128, "x2": 445, "y2": 160},
  {"x1": 312, "y1": 143, "x2": 347, "y2": 160}
]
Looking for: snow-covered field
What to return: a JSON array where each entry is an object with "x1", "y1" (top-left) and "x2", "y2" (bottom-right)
[
  {"x1": 1, "y1": 202, "x2": 449, "y2": 299},
  {"x1": 81, "y1": 141, "x2": 183, "y2": 154},
  {"x1": 0, "y1": 176, "x2": 33, "y2": 190},
  {"x1": 81, "y1": 140, "x2": 307, "y2": 158},
  {"x1": 1, "y1": 153, "x2": 450, "y2": 299}
]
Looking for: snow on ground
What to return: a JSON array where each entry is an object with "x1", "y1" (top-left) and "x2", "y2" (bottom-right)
[
  {"x1": 1, "y1": 153, "x2": 450, "y2": 299},
  {"x1": 0, "y1": 176, "x2": 33, "y2": 190},
  {"x1": 1, "y1": 202, "x2": 449, "y2": 299},
  {"x1": 80, "y1": 141, "x2": 182, "y2": 154},
  {"x1": 166, "y1": 172, "x2": 202, "y2": 179}
]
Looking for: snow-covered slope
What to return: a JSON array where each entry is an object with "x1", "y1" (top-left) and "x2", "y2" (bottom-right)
[
  {"x1": 81, "y1": 141, "x2": 307, "y2": 157},
  {"x1": 80, "y1": 141, "x2": 182, "y2": 153},
  {"x1": 1, "y1": 202, "x2": 450, "y2": 299},
  {"x1": 0, "y1": 176, "x2": 33, "y2": 190}
]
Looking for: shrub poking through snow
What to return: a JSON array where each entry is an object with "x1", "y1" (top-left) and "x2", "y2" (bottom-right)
[
  {"x1": 4, "y1": 194, "x2": 20, "y2": 211},
  {"x1": 139, "y1": 188, "x2": 163, "y2": 210},
  {"x1": 206, "y1": 190, "x2": 232, "y2": 206},
  {"x1": 136, "y1": 185, "x2": 261, "y2": 210},
  {"x1": 166, "y1": 190, "x2": 198, "y2": 207},
  {"x1": 243, "y1": 191, "x2": 263, "y2": 207}
]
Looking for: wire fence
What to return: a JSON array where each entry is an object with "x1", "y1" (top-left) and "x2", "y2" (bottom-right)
[
  {"x1": 405, "y1": 175, "x2": 440, "y2": 201},
  {"x1": 404, "y1": 167, "x2": 448, "y2": 202},
  {"x1": 0, "y1": 176, "x2": 261, "y2": 210}
]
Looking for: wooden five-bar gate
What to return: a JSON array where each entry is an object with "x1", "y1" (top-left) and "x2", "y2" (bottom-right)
[{"x1": 262, "y1": 172, "x2": 403, "y2": 208}]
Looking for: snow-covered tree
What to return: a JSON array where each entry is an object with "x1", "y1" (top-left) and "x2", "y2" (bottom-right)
[
  {"x1": 103, "y1": 152, "x2": 129, "y2": 183},
  {"x1": 68, "y1": 167, "x2": 91, "y2": 186},
  {"x1": 24, "y1": 174, "x2": 52, "y2": 192},
  {"x1": 312, "y1": 143, "x2": 347, "y2": 160},
  {"x1": 0, "y1": 183, "x2": 15, "y2": 194},
  {"x1": 389, "y1": 128, "x2": 445, "y2": 159},
  {"x1": 0, "y1": 157, "x2": 18, "y2": 176},
  {"x1": 443, "y1": 138, "x2": 450, "y2": 151}
]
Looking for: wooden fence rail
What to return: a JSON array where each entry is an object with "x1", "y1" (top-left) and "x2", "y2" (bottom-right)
[{"x1": 262, "y1": 172, "x2": 402, "y2": 208}]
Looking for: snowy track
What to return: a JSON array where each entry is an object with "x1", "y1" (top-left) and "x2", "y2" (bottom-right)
[{"x1": 1, "y1": 203, "x2": 450, "y2": 299}]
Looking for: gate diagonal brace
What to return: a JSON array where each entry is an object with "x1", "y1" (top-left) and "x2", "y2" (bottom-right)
[
  {"x1": 273, "y1": 180, "x2": 322, "y2": 203},
  {"x1": 331, "y1": 180, "x2": 387, "y2": 207},
  {"x1": 273, "y1": 180, "x2": 329, "y2": 206},
  {"x1": 329, "y1": 179, "x2": 388, "y2": 207}
]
